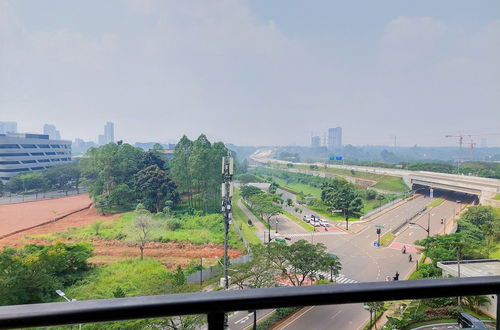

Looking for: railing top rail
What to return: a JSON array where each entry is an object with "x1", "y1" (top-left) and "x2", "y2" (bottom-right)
[{"x1": 0, "y1": 276, "x2": 499, "y2": 329}]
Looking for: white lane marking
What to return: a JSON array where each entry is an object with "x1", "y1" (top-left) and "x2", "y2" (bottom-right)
[{"x1": 330, "y1": 310, "x2": 342, "y2": 319}]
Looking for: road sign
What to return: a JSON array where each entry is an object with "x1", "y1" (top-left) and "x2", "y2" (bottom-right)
[
  {"x1": 331, "y1": 209, "x2": 343, "y2": 213},
  {"x1": 335, "y1": 156, "x2": 343, "y2": 160},
  {"x1": 375, "y1": 225, "x2": 384, "y2": 228}
]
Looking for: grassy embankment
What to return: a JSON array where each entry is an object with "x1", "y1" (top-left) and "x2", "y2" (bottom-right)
[
  {"x1": 493, "y1": 194, "x2": 500, "y2": 200},
  {"x1": 232, "y1": 188, "x2": 262, "y2": 245},
  {"x1": 275, "y1": 163, "x2": 409, "y2": 193},
  {"x1": 259, "y1": 168, "x2": 399, "y2": 221},
  {"x1": 426, "y1": 198, "x2": 444, "y2": 208}
]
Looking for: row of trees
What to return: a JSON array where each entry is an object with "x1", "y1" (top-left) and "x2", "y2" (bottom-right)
[
  {"x1": 170, "y1": 134, "x2": 229, "y2": 213},
  {"x1": 414, "y1": 206, "x2": 499, "y2": 279},
  {"x1": 0, "y1": 242, "x2": 93, "y2": 306},
  {"x1": 0, "y1": 163, "x2": 81, "y2": 196},
  {"x1": 231, "y1": 240, "x2": 342, "y2": 288},
  {"x1": 80, "y1": 143, "x2": 178, "y2": 213},
  {"x1": 240, "y1": 185, "x2": 282, "y2": 232}
]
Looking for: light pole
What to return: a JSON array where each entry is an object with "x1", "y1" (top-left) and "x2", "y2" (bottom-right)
[
  {"x1": 409, "y1": 213, "x2": 430, "y2": 237},
  {"x1": 56, "y1": 290, "x2": 82, "y2": 330},
  {"x1": 275, "y1": 218, "x2": 279, "y2": 233},
  {"x1": 363, "y1": 305, "x2": 374, "y2": 329}
]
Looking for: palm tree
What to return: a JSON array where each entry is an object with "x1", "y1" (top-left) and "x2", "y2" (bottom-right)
[
  {"x1": 462, "y1": 295, "x2": 491, "y2": 313},
  {"x1": 325, "y1": 254, "x2": 342, "y2": 282}
]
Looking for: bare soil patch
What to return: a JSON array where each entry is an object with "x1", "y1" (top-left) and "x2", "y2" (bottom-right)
[
  {"x1": 0, "y1": 201, "x2": 243, "y2": 270},
  {"x1": 0, "y1": 194, "x2": 93, "y2": 238}
]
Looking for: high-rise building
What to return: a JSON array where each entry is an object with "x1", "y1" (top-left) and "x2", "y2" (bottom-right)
[
  {"x1": 43, "y1": 124, "x2": 61, "y2": 140},
  {"x1": 0, "y1": 121, "x2": 18, "y2": 134},
  {"x1": 98, "y1": 134, "x2": 106, "y2": 146},
  {"x1": 104, "y1": 122, "x2": 114, "y2": 144},
  {"x1": 327, "y1": 127, "x2": 342, "y2": 151},
  {"x1": 0, "y1": 132, "x2": 72, "y2": 182},
  {"x1": 311, "y1": 136, "x2": 321, "y2": 149}
]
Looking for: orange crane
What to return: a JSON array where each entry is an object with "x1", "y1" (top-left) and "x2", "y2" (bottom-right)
[{"x1": 445, "y1": 133, "x2": 500, "y2": 162}]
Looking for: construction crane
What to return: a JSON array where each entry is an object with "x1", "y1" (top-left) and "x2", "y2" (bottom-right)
[{"x1": 445, "y1": 133, "x2": 500, "y2": 162}]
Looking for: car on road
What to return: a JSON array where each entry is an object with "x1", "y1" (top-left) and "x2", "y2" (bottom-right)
[{"x1": 319, "y1": 219, "x2": 330, "y2": 227}]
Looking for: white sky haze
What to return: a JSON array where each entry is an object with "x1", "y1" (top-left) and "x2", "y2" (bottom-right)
[{"x1": 0, "y1": 0, "x2": 499, "y2": 146}]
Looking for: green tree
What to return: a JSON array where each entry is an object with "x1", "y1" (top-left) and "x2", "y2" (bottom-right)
[
  {"x1": 325, "y1": 254, "x2": 342, "y2": 282},
  {"x1": 170, "y1": 135, "x2": 194, "y2": 207},
  {"x1": 240, "y1": 185, "x2": 263, "y2": 199},
  {"x1": 134, "y1": 165, "x2": 179, "y2": 213},
  {"x1": 267, "y1": 240, "x2": 331, "y2": 286},
  {"x1": 45, "y1": 163, "x2": 81, "y2": 193},
  {"x1": 462, "y1": 295, "x2": 491, "y2": 313},
  {"x1": 0, "y1": 242, "x2": 92, "y2": 306},
  {"x1": 321, "y1": 178, "x2": 363, "y2": 230}
]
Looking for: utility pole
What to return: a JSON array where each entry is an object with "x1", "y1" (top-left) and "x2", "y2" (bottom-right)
[
  {"x1": 221, "y1": 153, "x2": 233, "y2": 329},
  {"x1": 222, "y1": 153, "x2": 233, "y2": 290},
  {"x1": 427, "y1": 213, "x2": 430, "y2": 237}
]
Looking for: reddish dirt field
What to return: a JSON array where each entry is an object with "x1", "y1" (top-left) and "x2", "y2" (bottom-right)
[
  {"x1": 0, "y1": 194, "x2": 93, "y2": 238},
  {"x1": 0, "y1": 196, "x2": 243, "y2": 270}
]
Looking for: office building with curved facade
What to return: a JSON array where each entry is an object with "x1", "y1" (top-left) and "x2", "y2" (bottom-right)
[{"x1": 0, "y1": 133, "x2": 72, "y2": 182}]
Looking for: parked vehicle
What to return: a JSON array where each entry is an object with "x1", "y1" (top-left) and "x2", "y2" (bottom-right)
[
  {"x1": 457, "y1": 313, "x2": 488, "y2": 329},
  {"x1": 303, "y1": 216, "x2": 312, "y2": 223}
]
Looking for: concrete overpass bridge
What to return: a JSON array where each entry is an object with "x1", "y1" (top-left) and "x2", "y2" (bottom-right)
[{"x1": 250, "y1": 151, "x2": 500, "y2": 205}]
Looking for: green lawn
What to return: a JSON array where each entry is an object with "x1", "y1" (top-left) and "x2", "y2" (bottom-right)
[
  {"x1": 427, "y1": 198, "x2": 444, "y2": 208},
  {"x1": 289, "y1": 164, "x2": 409, "y2": 193},
  {"x1": 493, "y1": 194, "x2": 500, "y2": 200},
  {"x1": 271, "y1": 176, "x2": 322, "y2": 198},
  {"x1": 490, "y1": 242, "x2": 500, "y2": 259},
  {"x1": 282, "y1": 210, "x2": 314, "y2": 232},
  {"x1": 380, "y1": 232, "x2": 396, "y2": 246},
  {"x1": 233, "y1": 189, "x2": 262, "y2": 245}
]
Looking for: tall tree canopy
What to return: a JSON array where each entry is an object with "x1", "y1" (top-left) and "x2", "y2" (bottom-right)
[{"x1": 170, "y1": 134, "x2": 228, "y2": 213}]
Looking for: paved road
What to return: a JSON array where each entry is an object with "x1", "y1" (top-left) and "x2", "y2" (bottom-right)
[
  {"x1": 273, "y1": 193, "x2": 464, "y2": 330},
  {"x1": 228, "y1": 309, "x2": 274, "y2": 330}
]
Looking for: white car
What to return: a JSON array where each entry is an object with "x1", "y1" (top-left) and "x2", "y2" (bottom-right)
[
  {"x1": 319, "y1": 219, "x2": 330, "y2": 227},
  {"x1": 303, "y1": 216, "x2": 313, "y2": 223}
]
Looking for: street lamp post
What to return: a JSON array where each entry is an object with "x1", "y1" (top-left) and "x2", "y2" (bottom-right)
[
  {"x1": 275, "y1": 219, "x2": 279, "y2": 233},
  {"x1": 409, "y1": 213, "x2": 430, "y2": 238},
  {"x1": 56, "y1": 290, "x2": 82, "y2": 330},
  {"x1": 363, "y1": 305, "x2": 374, "y2": 330}
]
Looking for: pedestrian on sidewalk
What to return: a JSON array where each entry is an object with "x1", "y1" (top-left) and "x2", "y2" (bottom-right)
[
  {"x1": 408, "y1": 254, "x2": 413, "y2": 262},
  {"x1": 401, "y1": 245, "x2": 407, "y2": 254}
]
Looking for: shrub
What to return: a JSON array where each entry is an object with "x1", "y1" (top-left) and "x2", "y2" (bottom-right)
[{"x1": 422, "y1": 297, "x2": 455, "y2": 308}]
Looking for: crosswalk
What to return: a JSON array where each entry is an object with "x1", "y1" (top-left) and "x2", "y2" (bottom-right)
[
  {"x1": 286, "y1": 232, "x2": 346, "y2": 237},
  {"x1": 314, "y1": 271, "x2": 358, "y2": 284}
]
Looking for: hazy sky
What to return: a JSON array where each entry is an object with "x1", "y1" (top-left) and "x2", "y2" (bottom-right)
[{"x1": 1, "y1": 0, "x2": 499, "y2": 147}]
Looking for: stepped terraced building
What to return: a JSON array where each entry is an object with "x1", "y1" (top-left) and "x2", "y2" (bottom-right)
[{"x1": 0, "y1": 132, "x2": 72, "y2": 182}]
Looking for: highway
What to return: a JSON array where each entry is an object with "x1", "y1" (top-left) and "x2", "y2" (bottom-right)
[
  {"x1": 265, "y1": 193, "x2": 462, "y2": 329},
  {"x1": 234, "y1": 181, "x2": 465, "y2": 329}
]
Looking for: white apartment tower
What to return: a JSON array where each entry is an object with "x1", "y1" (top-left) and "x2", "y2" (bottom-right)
[{"x1": 327, "y1": 127, "x2": 342, "y2": 151}]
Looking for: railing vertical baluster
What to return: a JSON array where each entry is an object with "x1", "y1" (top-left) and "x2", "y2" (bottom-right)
[
  {"x1": 207, "y1": 312, "x2": 225, "y2": 330},
  {"x1": 497, "y1": 293, "x2": 499, "y2": 330}
]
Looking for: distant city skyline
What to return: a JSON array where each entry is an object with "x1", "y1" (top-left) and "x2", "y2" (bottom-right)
[{"x1": 1, "y1": 1, "x2": 498, "y2": 147}]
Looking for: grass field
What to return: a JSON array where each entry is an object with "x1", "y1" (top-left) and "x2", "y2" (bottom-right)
[
  {"x1": 427, "y1": 198, "x2": 444, "y2": 208},
  {"x1": 282, "y1": 210, "x2": 314, "y2": 232},
  {"x1": 493, "y1": 194, "x2": 500, "y2": 200},
  {"x1": 380, "y1": 232, "x2": 396, "y2": 246},
  {"x1": 270, "y1": 176, "x2": 322, "y2": 198},
  {"x1": 232, "y1": 189, "x2": 261, "y2": 245},
  {"x1": 281, "y1": 164, "x2": 409, "y2": 192}
]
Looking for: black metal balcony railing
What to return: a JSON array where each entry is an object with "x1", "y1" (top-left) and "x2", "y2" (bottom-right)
[{"x1": 0, "y1": 276, "x2": 498, "y2": 330}]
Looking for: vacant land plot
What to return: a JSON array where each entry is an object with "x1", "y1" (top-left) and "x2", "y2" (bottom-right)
[{"x1": 0, "y1": 194, "x2": 92, "y2": 239}]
